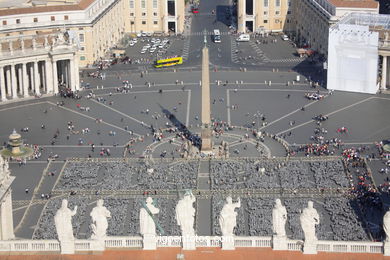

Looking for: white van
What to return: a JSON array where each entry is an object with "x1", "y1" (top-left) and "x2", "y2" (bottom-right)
[{"x1": 236, "y1": 34, "x2": 250, "y2": 42}]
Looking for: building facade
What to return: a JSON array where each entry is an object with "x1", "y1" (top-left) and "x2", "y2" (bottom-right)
[
  {"x1": 237, "y1": 0, "x2": 294, "y2": 34},
  {"x1": 291, "y1": 0, "x2": 379, "y2": 56},
  {"x1": 0, "y1": 33, "x2": 79, "y2": 101},
  {"x1": 0, "y1": 0, "x2": 184, "y2": 67},
  {"x1": 128, "y1": 0, "x2": 185, "y2": 35}
]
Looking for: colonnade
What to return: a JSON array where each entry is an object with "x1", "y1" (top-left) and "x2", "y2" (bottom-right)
[{"x1": 0, "y1": 58, "x2": 79, "y2": 102}]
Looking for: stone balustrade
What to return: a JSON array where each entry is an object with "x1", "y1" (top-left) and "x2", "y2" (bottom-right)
[{"x1": 0, "y1": 236, "x2": 384, "y2": 255}]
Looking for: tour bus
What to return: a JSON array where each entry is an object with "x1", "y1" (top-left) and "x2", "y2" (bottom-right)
[
  {"x1": 213, "y1": 29, "x2": 221, "y2": 43},
  {"x1": 154, "y1": 56, "x2": 183, "y2": 68}
]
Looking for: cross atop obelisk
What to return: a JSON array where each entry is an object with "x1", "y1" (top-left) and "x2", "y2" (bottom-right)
[{"x1": 201, "y1": 30, "x2": 212, "y2": 152}]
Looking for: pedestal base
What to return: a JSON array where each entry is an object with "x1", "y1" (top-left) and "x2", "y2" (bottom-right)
[
  {"x1": 272, "y1": 235, "x2": 288, "y2": 251},
  {"x1": 60, "y1": 240, "x2": 75, "y2": 254},
  {"x1": 90, "y1": 239, "x2": 105, "y2": 251},
  {"x1": 384, "y1": 241, "x2": 390, "y2": 256},
  {"x1": 221, "y1": 236, "x2": 235, "y2": 250},
  {"x1": 182, "y1": 236, "x2": 196, "y2": 250},
  {"x1": 143, "y1": 234, "x2": 157, "y2": 250},
  {"x1": 201, "y1": 128, "x2": 212, "y2": 152},
  {"x1": 303, "y1": 241, "x2": 317, "y2": 254}
]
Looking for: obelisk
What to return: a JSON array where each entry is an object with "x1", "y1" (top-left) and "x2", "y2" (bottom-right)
[{"x1": 201, "y1": 31, "x2": 212, "y2": 152}]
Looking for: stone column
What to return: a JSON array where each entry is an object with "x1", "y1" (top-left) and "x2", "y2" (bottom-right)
[
  {"x1": 69, "y1": 58, "x2": 76, "y2": 91},
  {"x1": 41, "y1": 62, "x2": 46, "y2": 93},
  {"x1": 22, "y1": 63, "x2": 29, "y2": 98},
  {"x1": 0, "y1": 189, "x2": 15, "y2": 240},
  {"x1": 10, "y1": 64, "x2": 17, "y2": 99},
  {"x1": 73, "y1": 55, "x2": 80, "y2": 91},
  {"x1": 6, "y1": 67, "x2": 11, "y2": 97},
  {"x1": 382, "y1": 55, "x2": 388, "y2": 90},
  {"x1": 64, "y1": 61, "x2": 69, "y2": 88},
  {"x1": 34, "y1": 61, "x2": 40, "y2": 95},
  {"x1": 0, "y1": 66, "x2": 6, "y2": 101},
  {"x1": 52, "y1": 60, "x2": 59, "y2": 94},
  {"x1": 17, "y1": 65, "x2": 23, "y2": 95},
  {"x1": 45, "y1": 60, "x2": 53, "y2": 94}
]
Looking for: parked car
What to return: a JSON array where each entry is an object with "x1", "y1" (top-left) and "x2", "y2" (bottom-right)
[{"x1": 282, "y1": 35, "x2": 289, "y2": 41}]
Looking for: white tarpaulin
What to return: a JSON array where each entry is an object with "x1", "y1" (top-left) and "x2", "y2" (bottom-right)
[{"x1": 327, "y1": 24, "x2": 379, "y2": 94}]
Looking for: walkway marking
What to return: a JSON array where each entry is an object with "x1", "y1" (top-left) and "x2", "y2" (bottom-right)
[
  {"x1": 259, "y1": 99, "x2": 322, "y2": 131},
  {"x1": 94, "y1": 89, "x2": 189, "y2": 97},
  {"x1": 186, "y1": 90, "x2": 191, "y2": 127},
  {"x1": 47, "y1": 101, "x2": 139, "y2": 136},
  {"x1": 38, "y1": 145, "x2": 126, "y2": 148},
  {"x1": 0, "y1": 101, "x2": 47, "y2": 112},
  {"x1": 276, "y1": 96, "x2": 375, "y2": 135},
  {"x1": 90, "y1": 99, "x2": 148, "y2": 132},
  {"x1": 226, "y1": 89, "x2": 231, "y2": 125},
  {"x1": 234, "y1": 88, "x2": 327, "y2": 93}
]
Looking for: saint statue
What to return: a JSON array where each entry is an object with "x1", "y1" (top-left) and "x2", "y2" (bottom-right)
[
  {"x1": 175, "y1": 192, "x2": 196, "y2": 236},
  {"x1": 219, "y1": 196, "x2": 240, "y2": 236},
  {"x1": 300, "y1": 201, "x2": 319, "y2": 241},
  {"x1": 54, "y1": 199, "x2": 77, "y2": 243},
  {"x1": 272, "y1": 199, "x2": 287, "y2": 237},
  {"x1": 140, "y1": 197, "x2": 160, "y2": 236},
  {"x1": 90, "y1": 199, "x2": 111, "y2": 240},
  {"x1": 384, "y1": 210, "x2": 390, "y2": 242}
]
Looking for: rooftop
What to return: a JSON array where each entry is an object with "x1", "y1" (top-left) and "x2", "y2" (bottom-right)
[
  {"x1": 328, "y1": 0, "x2": 379, "y2": 9},
  {"x1": 336, "y1": 12, "x2": 390, "y2": 30}
]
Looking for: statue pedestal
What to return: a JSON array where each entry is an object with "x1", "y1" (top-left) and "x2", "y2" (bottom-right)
[
  {"x1": 143, "y1": 234, "x2": 157, "y2": 250},
  {"x1": 182, "y1": 235, "x2": 196, "y2": 250},
  {"x1": 303, "y1": 240, "x2": 317, "y2": 254},
  {"x1": 221, "y1": 236, "x2": 235, "y2": 250},
  {"x1": 59, "y1": 240, "x2": 75, "y2": 254},
  {"x1": 272, "y1": 235, "x2": 288, "y2": 251},
  {"x1": 384, "y1": 241, "x2": 390, "y2": 256},
  {"x1": 90, "y1": 239, "x2": 105, "y2": 251}
]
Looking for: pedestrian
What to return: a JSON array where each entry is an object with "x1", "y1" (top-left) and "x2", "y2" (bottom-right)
[{"x1": 25, "y1": 188, "x2": 29, "y2": 194}]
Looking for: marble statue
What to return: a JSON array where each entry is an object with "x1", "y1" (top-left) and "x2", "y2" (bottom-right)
[
  {"x1": 32, "y1": 39, "x2": 37, "y2": 50},
  {"x1": 300, "y1": 201, "x2": 319, "y2": 241},
  {"x1": 54, "y1": 199, "x2": 77, "y2": 254},
  {"x1": 140, "y1": 197, "x2": 160, "y2": 236},
  {"x1": 384, "y1": 210, "x2": 390, "y2": 242},
  {"x1": 272, "y1": 199, "x2": 287, "y2": 237},
  {"x1": 176, "y1": 192, "x2": 196, "y2": 236},
  {"x1": 219, "y1": 197, "x2": 240, "y2": 236},
  {"x1": 90, "y1": 199, "x2": 111, "y2": 240},
  {"x1": 20, "y1": 39, "x2": 24, "y2": 51}
]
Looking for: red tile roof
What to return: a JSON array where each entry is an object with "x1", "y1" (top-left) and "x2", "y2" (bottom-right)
[{"x1": 328, "y1": 0, "x2": 379, "y2": 9}]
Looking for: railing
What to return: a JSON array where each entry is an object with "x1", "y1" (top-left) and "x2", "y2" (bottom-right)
[
  {"x1": 234, "y1": 236, "x2": 272, "y2": 247},
  {"x1": 105, "y1": 236, "x2": 142, "y2": 248},
  {"x1": 0, "y1": 240, "x2": 60, "y2": 252},
  {"x1": 0, "y1": 237, "x2": 384, "y2": 255},
  {"x1": 317, "y1": 240, "x2": 383, "y2": 254}
]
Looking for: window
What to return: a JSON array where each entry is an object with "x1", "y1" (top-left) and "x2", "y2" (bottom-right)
[
  {"x1": 129, "y1": 0, "x2": 134, "y2": 8},
  {"x1": 131, "y1": 21, "x2": 134, "y2": 24},
  {"x1": 51, "y1": 16, "x2": 55, "y2": 21},
  {"x1": 80, "y1": 56, "x2": 86, "y2": 61},
  {"x1": 130, "y1": 13, "x2": 134, "y2": 16},
  {"x1": 153, "y1": 21, "x2": 158, "y2": 25},
  {"x1": 16, "y1": 19, "x2": 20, "y2": 24},
  {"x1": 275, "y1": 11, "x2": 280, "y2": 15},
  {"x1": 153, "y1": 0, "x2": 157, "y2": 8},
  {"x1": 276, "y1": 0, "x2": 280, "y2": 7},
  {"x1": 64, "y1": 15, "x2": 69, "y2": 20},
  {"x1": 264, "y1": 0, "x2": 268, "y2": 7},
  {"x1": 79, "y1": 33, "x2": 85, "y2": 42},
  {"x1": 142, "y1": 21, "x2": 146, "y2": 25},
  {"x1": 287, "y1": 10, "x2": 292, "y2": 15},
  {"x1": 153, "y1": 12, "x2": 158, "y2": 16},
  {"x1": 263, "y1": 11, "x2": 268, "y2": 15},
  {"x1": 80, "y1": 46, "x2": 85, "y2": 51},
  {"x1": 288, "y1": 0, "x2": 291, "y2": 6},
  {"x1": 141, "y1": 0, "x2": 145, "y2": 8},
  {"x1": 33, "y1": 18, "x2": 38, "y2": 22},
  {"x1": 2, "y1": 21, "x2": 6, "y2": 25},
  {"x1": 263, "y1": 20, "x2": 268, "y2": 23},
  {"x1": 275, "y1": 19, "x2": 280, "y2": 24},
  {"x1": 142, "y1": 12, "x2": 146, "y2": 16}
]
